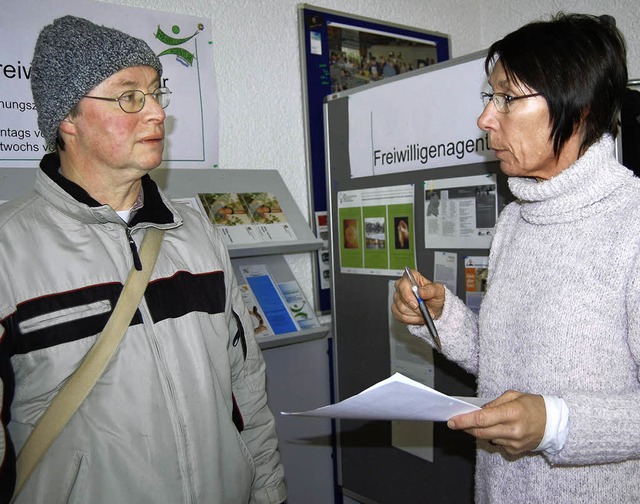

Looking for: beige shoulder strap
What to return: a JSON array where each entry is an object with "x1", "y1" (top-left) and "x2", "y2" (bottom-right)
[{"x1": 11, "y1": 227, "x2": 165, "y2": 502}]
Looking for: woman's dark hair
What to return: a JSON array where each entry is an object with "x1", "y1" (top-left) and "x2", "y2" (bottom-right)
[{"x1": 486, "y1": 13, "x2": 628, "y2": 157}]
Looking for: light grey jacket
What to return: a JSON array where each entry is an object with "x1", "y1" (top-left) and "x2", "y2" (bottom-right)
[
  {"x1": 411, "y1": 135, "x2": 640, "y2": 503},
  {"x1": 0, "y1": 155, "x2": 286, "y2": 504}
]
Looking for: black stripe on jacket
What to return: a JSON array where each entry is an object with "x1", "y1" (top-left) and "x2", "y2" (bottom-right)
[{"x1": 2, "y1": 270, "x2": 226, "y2": 356}]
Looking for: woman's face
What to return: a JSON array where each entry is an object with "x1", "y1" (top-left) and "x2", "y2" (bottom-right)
[{"x1": 477, "y1": 60, "x2": 581, "y2": 180}]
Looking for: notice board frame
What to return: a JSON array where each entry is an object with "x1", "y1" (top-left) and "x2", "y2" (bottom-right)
[
  {"x1": 324, "y1": 52, "x2": 514, "y2": 503},
  {"x1": 298, "y1": 4, "x2": 451, "y2": 313}
]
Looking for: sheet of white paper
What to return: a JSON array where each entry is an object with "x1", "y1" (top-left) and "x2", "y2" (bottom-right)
[{"x1": 282, "y1": 372, "x2": 489, "y2": 422}]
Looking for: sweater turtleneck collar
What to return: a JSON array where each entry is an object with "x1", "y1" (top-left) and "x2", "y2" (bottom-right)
[{"x1": 507, "y1": 135, "x2": 634, "y2": 224}]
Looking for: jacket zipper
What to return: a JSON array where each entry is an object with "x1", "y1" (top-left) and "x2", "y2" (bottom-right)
[
  {"x1": 125, "y1": 227, "x2": 143, "y2": 271},
  {"x1": 141, "y1": 304, "x2": 198, "y2": 503},
  {"x1": 125, "y1": 227, "x2": 195, "y2": 502}
]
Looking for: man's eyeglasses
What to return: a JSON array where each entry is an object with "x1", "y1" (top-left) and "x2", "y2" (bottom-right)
[
  {"x1": 481, "y1": 91, "x2": 541, "y2": 113},
  {"x1": 82, "y1": 87, "x2": 172, "y2": 113}
]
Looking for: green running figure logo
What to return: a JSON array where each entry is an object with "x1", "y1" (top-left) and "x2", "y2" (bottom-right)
[{"x1": 154, "y1": 23, "x2": 205, "y2": 67}]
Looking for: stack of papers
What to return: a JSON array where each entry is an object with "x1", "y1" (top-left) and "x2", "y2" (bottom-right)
[{"x1": 282, "y1": 372, "x2": 488, "y2": 422}]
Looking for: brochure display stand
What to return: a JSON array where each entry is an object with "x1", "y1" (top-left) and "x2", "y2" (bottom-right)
[
  {"x1": 151, "y1": 167, "x2": 328, "y2": 349},
  {"x1": 152, "y1": 168, "x2": 323, "y2": 258},
  {"x1": 0, "y1": 168, "x2": 36, "y2": 203},
  {"x1": 150, "y1": 168, "x2": 335, "y2": 503}
]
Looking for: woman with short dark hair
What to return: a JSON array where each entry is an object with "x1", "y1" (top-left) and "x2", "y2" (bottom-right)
[{"x1": 393, "y1": 13, "x2": 640, "y2": 503}]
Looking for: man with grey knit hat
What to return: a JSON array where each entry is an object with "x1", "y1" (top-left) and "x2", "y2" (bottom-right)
[{"x1": 0, "y1": 15, "x2": 286, "y2": 504}]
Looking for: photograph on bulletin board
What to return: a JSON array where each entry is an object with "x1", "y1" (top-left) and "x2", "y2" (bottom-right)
[{"x1": 336, "y1": 184, "x2": 416, "y2": 276}]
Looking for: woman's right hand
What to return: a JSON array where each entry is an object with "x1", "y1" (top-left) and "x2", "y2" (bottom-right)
[{"x1": 391, "y1": 268, "x2": 445, "y2": 325}]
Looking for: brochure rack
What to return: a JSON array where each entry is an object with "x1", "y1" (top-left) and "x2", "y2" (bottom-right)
[
  {"x1": 152, "y1": 168, "x2": 322, "y2": 258},
  {"x1": 150, "y1": 167, "x2": 328, "y2": 349},
  {"x1": 152, "y1": 168, "x2": 335, "y2": 503}
]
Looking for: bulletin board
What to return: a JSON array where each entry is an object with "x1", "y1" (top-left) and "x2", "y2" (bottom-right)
[
  {"x1": 298, "y1": 4, "x2": 451, "y2": 312},
  {"x1": 325, "y1": 52, "x2": 513, "y2": 503}
]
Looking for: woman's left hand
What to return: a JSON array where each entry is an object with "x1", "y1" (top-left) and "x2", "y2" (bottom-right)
[{"x1": 447, "y1": 390, "x2": 546, "y2": 455}]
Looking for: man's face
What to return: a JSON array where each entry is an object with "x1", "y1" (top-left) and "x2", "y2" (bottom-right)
[{"x1": 69, "y1": 65, "x2": 166, "y2": 176}]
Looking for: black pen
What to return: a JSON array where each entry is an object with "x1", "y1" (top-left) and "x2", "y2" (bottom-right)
[{"x1": 404, "y1": 267, "x2": 442, "y2": 351}]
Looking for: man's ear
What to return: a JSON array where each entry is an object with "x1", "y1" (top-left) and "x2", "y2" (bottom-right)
[{"x1": 58, "y1": 115, "x2": 76, "y2": 137}]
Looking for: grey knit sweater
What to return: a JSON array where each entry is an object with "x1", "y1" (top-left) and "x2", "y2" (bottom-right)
[{"x1": 410, "y1": 135, "x2": 640, "y2": 503}]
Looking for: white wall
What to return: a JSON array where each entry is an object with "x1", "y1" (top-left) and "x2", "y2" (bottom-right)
[{"x1": 101, "y1": 0, "x2": 640, "y2": 309}]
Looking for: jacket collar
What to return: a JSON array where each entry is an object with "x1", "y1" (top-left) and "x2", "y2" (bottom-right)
[{"x1": 38, "y1": 152, "x2": 177, "y2": 227}]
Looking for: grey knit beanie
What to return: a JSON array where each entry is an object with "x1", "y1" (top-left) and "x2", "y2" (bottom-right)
[{"x1": 30, "y1": 16, "x2": 163, "y2": 149}]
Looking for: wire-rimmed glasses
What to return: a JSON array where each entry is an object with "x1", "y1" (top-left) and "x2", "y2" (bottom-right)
[
  {"x1": 83, "y1": 87, "x2": 172, "y2": 113},
  {"x1": 481, "y1": 91, "x2": 541, "y2": 113}
]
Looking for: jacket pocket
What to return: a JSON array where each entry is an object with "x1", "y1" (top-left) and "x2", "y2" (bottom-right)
[
  {"x1": 59, "y1": 450, "x2": 88, "y2": 504},
  {"x1": 19, "y1": 300, "x2": 111, "y2": 334},
  {"x1": 231, "y1": 310, "x2": 247, "y2": 360},
  {"x1": 16, "y1": 449, "x2": 88, "y2": 504}
]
